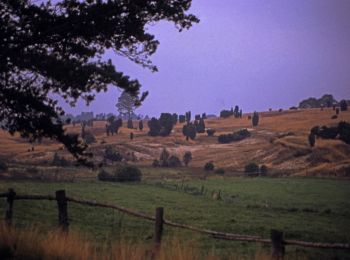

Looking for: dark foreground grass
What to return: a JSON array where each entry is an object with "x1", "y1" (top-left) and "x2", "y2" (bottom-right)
[{"x1": 0, "y1": 177, "x2": 349, "y2": 259}]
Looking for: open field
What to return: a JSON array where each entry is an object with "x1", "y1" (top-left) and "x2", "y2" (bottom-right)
[
  {"x1": 1, "y1": 108, "x2": 350, "y2": 177},
  {"x1": 1, "y1": 177, "x2": 350, "y2": 259}
]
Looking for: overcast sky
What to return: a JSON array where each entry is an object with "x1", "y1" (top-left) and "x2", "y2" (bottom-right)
[{"x1": 61, "y1": 0, "x2": 350, "y2": 117}]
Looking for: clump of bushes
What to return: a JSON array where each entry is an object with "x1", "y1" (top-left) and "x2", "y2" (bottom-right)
[
  {"x1": 244, "y1": 162, "x2": 259, "y2": 174},
  {"x1": 204, "y1": 161, "x2": 214, "y2": 171},
  {"x1": 98, "y1": 166, "x2": 142, "y2": 182},
  {"x1": 168, "y1": 155, "x2": 182, "y2": 167},
  {"x1": 310, "y1": 121, "x2": 350, "y2": 145},
  {"x1": 147, "y1": 113, "x2": 174, "y2": 137},
  {"x1": 218, "y1": 129, "x2": 250, "y2": 144},
  {"x1": 244, "y1": 162, "x2": 268, "y2": 176},
  {"x1": 340, "y1": 100, "x2": 348, "y2": 111},
  {"x1": 152, "y1": 159, "x2": 160, "y2": 168}
]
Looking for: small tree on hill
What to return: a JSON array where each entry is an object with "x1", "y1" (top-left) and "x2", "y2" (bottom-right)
[
  {"x1": 196, "y1": 118, "x2": 206, "y2": 133},
  {"x1": 148, "y1": 118, "x2": 161, "y2": 136},
  {"x1": 252, "y1": 111, "x2": 259, "y2": 126},
  {"x1": 127, "y1": 119, "x2": 134, "y2": 129},
  {"x1": 179, "y1": 115, "x2": 186, "y2": 123},
  {"x1": 159, "y1": 113, "x2": 174, "y2": 136},
  {"x1": 183, "y1": 123, "x2": 196, "y2": 141},
  {"x1": 116, "y1": 91, "x2": 137, "y2": 120}
]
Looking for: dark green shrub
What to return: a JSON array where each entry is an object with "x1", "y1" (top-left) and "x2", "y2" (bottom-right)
[
  {"x1": 185, "y1": 111, "x2": 191, "y2": 123},
  {"x1": 172, "y1": 113, "x2": 178, "y2": 125},
  {"x1": 148, "y1": 118, "x2": 161, "y2": 136},
  {"x1": 159, "y1": 113, "x2": 174, "y2": 136},
  {"x1": 179, "y1": 115, "x2": 186, "y2": 123},
  {"x1": 252, "y1": 111, "x2": 259, "y2": 126},
  {"x1": 202, "y1": 113, "x2": 207, "y2": 119},
  {"x1": 215, "y1": 168, "x2": 225, "y2": 174},
  {"x1": 195, "y1": 114, "x2": 201, "y2": 120},
  {"x1": 318, "y1": 126, "x2": 338, "y2": 139},
  {"x1": 183, "y1": 123, "x2": 196, "y2": 140},
  {"x1": 168, "y1": 155, "x2": 182, "y2": 167},
  {"x1": 260, "y1": 165, "x2": 268, "y2": 176},
  {"x1": 204, "y1": 161, "x2": 214, "y2": 171},
  {"x1": 115, "y1": 165, "x2": 142, "y2": 182},
  {"x1": 340, "y1": 100, "x2": 348, "y2": 111},
  {"x1": 196, "y1": 118, "x2": 205, "y2": 133},
  {"x1": 104, "y1": 146, "x2": 123, "y2": 162},
  {"x1": 106, "y1": 118, "x2": 122, "y2": 136},
  {"x1": 98, "y1": 169, "x2": 114, "y2": 181},
  {"x1": 218, "y1": 129, "x2": 250, "y2": 144},
  {"x1": 338, "y1": 121, "x2": 350, "y2": 144},
  {"x1": 245, "y1": 162, "x2": 259, "y2": 174},
  {"x1": 331, "y1": 115, "x2": 338, "y2": 119},
  {"x1": 0, "y1": 159, "x2": 8, "y2": 173},
  {"x1": 206, "y1": 128, "x2": 216, "y2": 136},
  {"x1": 220, "y1": 109, "x2": 233, "y2": 118},
  {"x1": 183, "y1": 151, "x2": 192, "y2": 166},
  {"x1": 308, "y1": 133, "x2": 316, "y2": 147}
]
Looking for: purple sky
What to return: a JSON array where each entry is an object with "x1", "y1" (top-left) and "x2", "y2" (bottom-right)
[{"x1": 61, "y1": 0, "x2": 350, "y2": 117}]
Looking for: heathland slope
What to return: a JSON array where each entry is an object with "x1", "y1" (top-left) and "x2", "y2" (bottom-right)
[{"x1": 0, "y1": 108, "x2": 349, "y2": 176}]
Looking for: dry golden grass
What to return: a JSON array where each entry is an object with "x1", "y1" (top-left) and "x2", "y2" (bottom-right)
[
  {"x1": 1, "y1": 108, "x2": 349, "y2": 176},
  {"x1": 0, "y1": 223, "x2": 285, "y2": 260}
]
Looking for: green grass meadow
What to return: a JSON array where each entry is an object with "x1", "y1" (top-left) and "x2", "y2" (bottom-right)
[{"x1": 0, "y1": 176, "x2": 350, "y2": 259}]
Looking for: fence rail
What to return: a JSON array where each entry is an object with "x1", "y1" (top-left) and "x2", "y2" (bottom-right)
[{"x1": 1, "y1": 189, "x2": 349, "y2": 259}]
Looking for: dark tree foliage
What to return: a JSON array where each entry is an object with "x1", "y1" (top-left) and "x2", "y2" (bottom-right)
[
  {"x1": 147, "y1": 117, "x2": 161, "y2": 136},
  {"x1": 172, "y1": 113, "x2": 178, "y2": 125},
  {"x1": 218, "y1": 129, "x2": 250, "y2": 144},
  {"x1": 195, "y1": 114, "x2": 201, "y2": 120},
  {"x1": 244, "y1": 162, "x2": 259, "y2": 174},
  {"x1": 340, "y1": 100, "x2": 348, "y2": 111},
  {"x1": 179, "y1": 115, "x2": 186, "y2": 123},
  {"x1": 252, "y1": 111, "x2": 259, "y2": 126},
  {"x1": 183, "y1": 123, "x2": 196, "y2": 140},
  {"x1": 185, "y1": 111, "x2": 191, "y2": 123},
  {"x1": 308, "y1": 133, "x2": 316, "y2": 147},
  {"x1": 106, "y1": 118, "x2": 122, "y2": 136},
  {"x1": 0, "y1": 0, "x2": 198, "y2": 163},
  {"x1": 104, "y1": 146, "x2": 123, "y2": 162},
  {"x1": 168, "y1": 155, "x2": 182, "y2": 167},
  {"x1": 336, "y1": 108, "x2": 340, "y2": 115},
  {"x1": 202, "y1": 113, "x2": 207, "y2": 119},
  {"x1": 338, "y1": 121, "x2": 350, "y2": 144},
  {"x1": 196, "y1": 118, "x2": 205, "y2": 133},
  {"x1": 206, "y1": 128, "x2": 216, "y2": 136},
  {"x1": 159, "y1": 113, "x2": 174, "y2": 136},
  {"x1": 220, "y1": 109, "x2": 233, "y2": 118},
  {"x1": 233, "y1": 105, "x2": 239, "y2": 118}
]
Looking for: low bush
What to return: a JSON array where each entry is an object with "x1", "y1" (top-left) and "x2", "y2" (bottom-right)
[
  {"x1": 183, "y1": 151, "x2": 192, "y2": 166},
  {"x1": 168, "y1": 155, "x2": 182, "y2": 167},
  {"x1": 97, "y1": 169, "x2": 113, "y2": 181},
  {"x1": 26, "y1": 167, "x2": 39, "y2": 174},
  {"x1": 218, "y1": 129, "x2": 250, "y2": 144},
  {"x1": 115, "y1": 165, "x2": 142, "y2": 182},
  {"x1": 244, "y1": 162, "x2": 259, "y2": 174},
  {"x1": 204, "y1": 161, "x2": 214, "y2": 171},
  {"x1": 152, "y1": 159, "x2": 160, "y2": 167},
  {"x1": 206, "y1": 128, "x2": 216, "y2": 136}
]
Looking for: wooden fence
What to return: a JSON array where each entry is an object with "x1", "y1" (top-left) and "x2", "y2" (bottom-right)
[{"x1": 1, "y1": 188, "x2": 349, "y2": 259}]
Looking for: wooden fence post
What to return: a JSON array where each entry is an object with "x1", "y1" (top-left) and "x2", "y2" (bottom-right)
[
  {"x1": 56, "y1": 190, "x2": 69, "y2": 232},
  {"x1": 154, "y1": 207, "x2": 164, "y2": 247},
  {"x1": 5, "y1": 188, "x2": 16, "y2": 226},
  {"x1": 271, "y1": 229, "x2": 285, "y2": 259}
]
